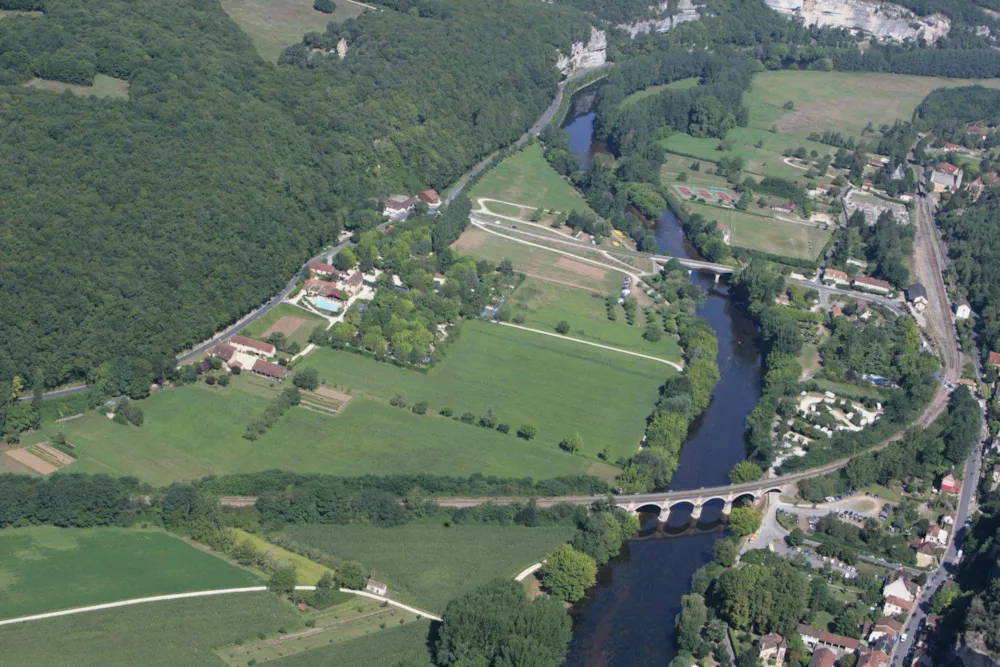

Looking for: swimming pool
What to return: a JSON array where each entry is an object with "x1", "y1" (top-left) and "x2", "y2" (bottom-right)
[{"x1": 308, "y1": 296, "x2": 343, "y2": 313}]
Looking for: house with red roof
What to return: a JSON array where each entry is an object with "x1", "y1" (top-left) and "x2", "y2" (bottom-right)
[
  {"x1": 229, "y1": 335, "x2": 275, "y2": 359},
  {"x1": 853, "y1": 275, "x2": 893, "y2": 295},
  {"x1": 251, "y1": 359, "x2": 287, "y2": 381}
]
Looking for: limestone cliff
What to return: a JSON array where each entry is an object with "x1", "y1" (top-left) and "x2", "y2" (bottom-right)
[
  {"x1": 556, "y1": 27, "x2": 607, "y2": 76},
  {"x1": 619, "y1": 0, "x2": 701, "y2": 37},
  {"x1": 765, "y1": 0, "x2": 951, "y2": 42}
]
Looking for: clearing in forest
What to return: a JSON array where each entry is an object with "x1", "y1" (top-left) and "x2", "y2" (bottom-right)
[
  {"x1": 471, "y1": 143, "x2": 597, "y2": 216},
  {"x1": 25, "y1": 74, "x2": 129, "y2": 100}
]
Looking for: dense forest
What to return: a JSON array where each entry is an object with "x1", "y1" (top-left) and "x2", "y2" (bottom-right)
[{"x1": 0, "y1": 0, "x2": 591, "y2": 389}]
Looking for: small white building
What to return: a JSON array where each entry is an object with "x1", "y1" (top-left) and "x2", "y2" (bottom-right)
[
  {"x1": 365, "y1": 578, "x2": 387, "y2": 596},
  {"x1": 926, "y1": 524, "x2": 949, "y2": 547},
  {"x1": 954, "y1": 299, "x2": 972, "y2": 320},
  {"x1": 883, "y1": 572, "x2": 920, "y2": 604}
]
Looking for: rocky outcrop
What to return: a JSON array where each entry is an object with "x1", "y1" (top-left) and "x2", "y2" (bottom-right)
[
  {"x1": 619, "y1": 0, "x2": 701, "y2": 37},
  {"x1": 765, "y1": 0, "x2": 951, "y2": 43},
  {"x1": 556, "y1": 27, "x2": 607, "y2": 76},
  {"x1": 956, "y1": 641, "x2": 1000, "y2": 667}
]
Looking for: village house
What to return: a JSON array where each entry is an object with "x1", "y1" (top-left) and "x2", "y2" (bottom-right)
[
  {"x1": 884, "y1": 572, "x2": 920, "y2": 603},
  {"x1": 954, "y1": 299, "x2": 972, "y2": 320},
  {"x1": 831, "y1": 304, "x2": 843, "y2": 319},
  {"x1": 943, "y1": 143, "x2": 964, "y2": 152},
  {"x1": 305, "y1": 278, "x2": 345, "y2": 300},
  {"x1": 823, "y1": 267, "x2": 851, "y2": 288},
  {"x1": 940, "y1": 472, "x2": 962, "y2": 494},
  {"x1": 857, "y1": 648, "x2": 891, "y2": 667},
  {"x1": 926, "y1": 524, "x2": 949, "y2": 547},
  {"x1": 968, "y1": 124, "x2": 990, "y2": 139},
  {"x1": 250, "y1": 359, "x2": 287, "y2": 381},
  {"x1": 798, "y1": 625, "x2": 861, "y2": 656},
  {"x1": 337, "y1": 270, "x2": 365, "y2": 296},
  {"x1": 912, "y1": 541, "x2": 938, "y2": 568},
  {"x1": 868, "y1": 617, "x2": 902, "y2": 642},
  {"x1": 853, "y1": 275, "x2": 893, "y2": 295},
  {"x1": 384, "y1": 194, "x2": 416, "y2": 217},
  {"x1": 989, "y1": 351, "x2": 1000, "y2": 368},
  {"x1": 418, "y1": 189, "x2": 441, "y2": 209},
  {"x1": 758, "y1": 633, "x2": 787, "y2": 664},
  {"x1": 906, "y1": 283, "x2": 928, "y2": 312},
  {"x1": 309, "y1": 260, "x2": 337, "y2": 277},
  {"x1": 211, "y1": 342, "x2": 237, "y2": 364},
  {"x1": 930, "y1": 162, "x2": 963, "y2": 193},
  {"x1": 365, "y1": 579, "x2": 387, "y2": 596},
  {"x1": 884, "y1": 595, "x2": 914, "y2": 617},
  {"x1": 809, "y1": 647, "x2": 838, "y2": 667},
  {"x1": 229, "y1": 335, "x2": 275, "y2": 359}
]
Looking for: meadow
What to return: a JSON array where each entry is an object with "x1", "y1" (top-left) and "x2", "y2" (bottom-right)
[
  {"x1": 620, "y1": 77, "x2": 700, "y2": 107},
  {"x1": 299, "y1": 319, "x2": 671, "y2": 461},
  {"x1": 506, "y1": 278, "x2": 682, "y2": 361},
  {"x1": 48, "y1": 379, "x2": 596, "y2": 485},
  {"x1": 259, "y1": 620, "x2": 434, "y2": 667},
  {"x1": 282, "y1": 523, "x2": 576, "y2": 611},
  {"x1": 0, "y1": 593, "x2": 302, "y2": 667},
  {"x1": 231, "y1": 528, "x2": 332, "y2": 585},
  {"x1": 470, "y1": 142, "x2": 597, "y2": 215},
  {"x1": 0, "y1": 526, "x2": 260, "y2": 619},
  {"x1": 683, "y1": 200, "x2": 831, "y2": 260},
  {"x1": 25, "y1": 74, "x2": 129, "y2": 100},
  {"x1": 243, "y1": 302, "x2": 328, "y2": 347},
  {"x1": 220, "y1": 0, "x2": 368, "y2": 62}
]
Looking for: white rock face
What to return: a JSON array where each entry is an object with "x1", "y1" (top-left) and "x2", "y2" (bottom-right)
[
  {"x1": 765, "y1": 0, "x2": 951, "y2": 42},
  {"x1": 619, "y1": 0, "x2": 701, "y2": 37},
  {"x1": 556, "y1": 27, "x2": 607, "y2": 76}
]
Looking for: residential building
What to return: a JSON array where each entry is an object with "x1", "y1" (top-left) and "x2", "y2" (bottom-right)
[
  {"x1": 212, "y1": 342, "x2": 237, "y2": 363},
  {"x1": 884, "y1": 595, "x2": 914, "y2": 617},
  {"x1": 989, "y1": 351, "x2": 1000, "y2": 367},
  {"x1": 853, "y1": 276, "x2": 893, "y2": 295},
  {"x1": 384, "y1": 195, "x2": 416, "y2": 217},
  {"x1": 927, "y1": 524, "x2": 949, "y2": 547},
  {"x1": 912, "y1": 541, "x2": 938, "y2": 568},
  {"x1": 250, "y1": 359, "x2": 287, "y2": 381},
  {"x1": 418, "y1": 189, "x2": 441, "y2": 209},
  {"x1": 800, "y1": 624, "x2": 822, "y2": 650},
  {"x1": 954, "y1": 299, "x2": 972, "y2": 320},
  {"x1": 337, "y1": 270, "x2": 364, "y2": 296},
  {"x1": 931, "y1": 163, "x2": 963, "y2": 192},
  {"x1": 831, "y1": 304, "x2": 843, "y2": 318},
  {"x1": 940, "y1": 473, "x2": 962, "y2": 494},
  {"x1": 884, "y1": 572, "x2": 920, "y2": 603},
  {"x1": 809, "y1": 647, "x2": 838, "y2": 667},
  {"x1": 992, "y1": 463, "x2": 1000, "y2": 485},
  {"x1": 365, "y1": 579, "x2": 387, "y2": 596},
  {"x1": 868, "y1": 617, "x2": 902, "y2": 642},
  {"x1": 937, "y1": 162, "x2": 961, "y2": 177},
  {"x1": 309, "y1": 260, "x2": 337, "y2": 277},
  {"x1": 229, "y1": 335, "x2": 275, "y2": 359},
  {"x1": 758, "y1": 633, "x2": 787, "y2": 664},
  {"x1": 798, "y1": 625, "x2": 861, "y2": 655},
  {"x1": 858, "y1": 648, "x2": 890, "y2": 667},
  {"x1": 304, "y1": 278, "x2": 344, "y2": 300},
  {"x1": 967, "y1": 177, "x2": 986, "y2": 201},
  {"x1": 906, "y1": 283, "x2": 928, "y2": 312},
  {"x1": 823, "y1": 267, "x2": 850, "y2": 287},
  {"x1": 968, "y1": 125, "x2": 990, "y2": 138}
]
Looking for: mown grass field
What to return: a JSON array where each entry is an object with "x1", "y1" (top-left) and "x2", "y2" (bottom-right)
[
  {"x1": 300, "y1": 319, "x2": 670, "y2": 461},
  {"x1": 620, "y1": 76, "x2": 700, "y2": 107},
  {"x1": 231, "y1": 529, "x2": 332, "y2": 585},
  {"x1": 683, "y1": 200, "x2": 831, "y2": 260},
  {"x1": 47, "y1": 377, "x2": 596, "y2": 485},
  {"x1": 220, "y1": 0, "x2": 368, "y2": 62},
  {"x1": 283, "y1": 523, "x2": 576, "y2": 612},
  {"x1": 0, "y1": 593, "x2": 301, "y2": 667},
  {"x1": 262, "y1": 620, "x2": 434, "y2": 667},
  {"x1": 243, "y1": 302, "x2": 327, "y2": 347},
  {"x1": 470, "y1": 143, "x2": 596, "y2": 214},
  {"x1": 0, "y1": 526, "x2": 260, "y2": 620},
  {"x1": 507, "y1": 278, "x2": 681, "y2": 361}
]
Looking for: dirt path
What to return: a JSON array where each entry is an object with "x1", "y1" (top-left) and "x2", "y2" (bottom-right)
[
  {"x1": 521, "y1": 272, "x2": 605, "y2": 294},
  {"x1": 495, "y1": 322, "x2": 683, "y2": 371}
]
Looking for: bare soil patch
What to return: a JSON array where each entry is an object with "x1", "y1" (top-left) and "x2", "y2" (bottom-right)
[
  {"x1": 556, "y1": 257, "x2": 607, "y2": 281},
  {"x1": 6, "y1": 448, "x2": 58, "y2": 475},
  {"x1": 263, "y1": 315, "x2": 312, "y2": 339},
  {"x1": 451, "y1": 228, "x2": 490, "y2": 253},
  {"x1": 34, "y1": 442, "x2": 75, "y2": 466},
  {"x1": 316, "y1": 386, "x2": 352, "y2": 402}
]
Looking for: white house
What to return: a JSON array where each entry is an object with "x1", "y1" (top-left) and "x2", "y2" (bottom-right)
[
  {"x1": 229, "y1": 335, "x2": 276, "y2": 359},
  {"x1": 926, "y1": 524, "x2": 949, "y2": 547},
  {"x1": 365, "y1": 578, "x2": 387, "y2": 596},
  {"x1": 883, "y1": 572, "x2": 919, "y2": 603},
  {"x1": 954, "y1": 299, "x2": 972, "y2": 320},
  {"x1": 883, "y1": 595, "x2": 913, "y2": 617}
]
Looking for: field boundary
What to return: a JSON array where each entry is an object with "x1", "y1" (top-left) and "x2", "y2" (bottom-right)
[{"x1": 495, "y1": 322, "x2": 683, "y2": 371}]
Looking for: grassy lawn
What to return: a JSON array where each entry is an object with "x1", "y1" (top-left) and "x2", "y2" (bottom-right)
[
  {"x1": 300, "y1": 319, "x2": 671, "y2": 461},
  {"x1": 661, "y1": 132, "x2": 828, "y2": 182},
  {"x1": 507, "y1": 278, "x2": 681, "y2": 361},
  {"x1": 0, "y1": 593, "x2": 302, "y2": 667},
  {"x1": 220, "y1": 0, "x2": 368, "y2": 62},
  {"x1": 453, "y1": 227, "x2": 628, "y2": 293},
  {"x1": 48, "y1": 378, "x2": 597, "y2": 485},
  {"x1": 282, "y1": 523, "x2": 576, "y2": 612},
  {"x1": 812, "y1": 610, "x2": 835, "y2": 631},
  {"x1": 861, "y1": 484, "x2": 903, "y2": 503},
  {"x1": 798, "y1": 343, "x2": 820, "y2": 378},
  {"x1": 26, "y1": 74, "x2": 129, "y2": 100},
  {"x1": 231, "y1": 529, "x2": 332, "y2": 585},
  {"x1": 810, "y1": 377, "x2": 887, "y2": 400},
  {"x1": 621, "y1": 77, "x2": 700, "y2": 107},
  {"x1": 261, "y1": 620, "x2": 433, "y2": 667},
  {"x1": 683, "y1": 201, "x2": 831, "y2": 260},
  {"x1": 243, "y1": 302, "x2": 328, "y2": 348},
  {"x1": 471, "y1": 143, "x2": 596, "y2": 215},
  {"x1": 0, "y1": 527, "x2": 260, "y2": 619}
]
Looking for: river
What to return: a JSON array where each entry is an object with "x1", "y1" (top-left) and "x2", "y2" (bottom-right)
[{"x1": 561, "y1": 86, "x2": 763, "y2": 666}]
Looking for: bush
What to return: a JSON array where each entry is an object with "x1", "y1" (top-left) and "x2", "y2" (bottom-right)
[
  {"x1": 313, "y1": 0, "x2": 336, "y2": 12},
  {"x1": 497, "y1": 423, "x2": 510, "y2": 434},
  {"x1": 439, "y1": 407, "x2": 453, "y2": 417},
  {"x1": 517, "y1": 423, "x2": 537, "y2": 440},
  {"x1": 460, "y1": 412, "x2": 476, "y2": 424},
  {"x1": 412, "y1": 401, "x2": 428, "y2": 415},
  {"x1": 205, "y1": 375, "x2": 217, "y2": 386},
  {"x1": 559, "y1": 432, "x2": 583, "y2": 453},
  {"x1": 390, "y1": 394, "x2": 407, "y2": 408},
  {"x1": 554, "y1": 320, "x2": 570, "y2": 335},
  {"x1": 218, "y1": 374, "x2": 230, "y2": 387}
]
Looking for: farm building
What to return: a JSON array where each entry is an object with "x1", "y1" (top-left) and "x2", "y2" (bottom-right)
[
  {"x1": 852, "y1": 276, "x2": 892, "y2": 295},
  {"x1": 212, "y1": 342, "x2": 237, "y2": 363},
  {"x1": 230, "y1": 335, "x2": 275, "y2": 358},
  {"x1": 365, "y1": 579, "x2": 387, "y2": 596},
  {"x1": 250, "y1": 359, "x2": 287, "y2": 381}
]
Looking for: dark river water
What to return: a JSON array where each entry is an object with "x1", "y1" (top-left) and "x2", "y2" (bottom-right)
[{"x1": 561, "y1": 85, "x2": 763, "y2": 667}]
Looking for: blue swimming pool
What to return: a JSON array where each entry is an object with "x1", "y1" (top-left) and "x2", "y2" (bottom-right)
[{"x1": 308, "y1": 296, "x2": 342, "y2": 313}]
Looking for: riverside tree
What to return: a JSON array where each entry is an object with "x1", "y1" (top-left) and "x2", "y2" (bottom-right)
[{"x1": 539, "y1": 544, "x2": 597, "y2": 603}]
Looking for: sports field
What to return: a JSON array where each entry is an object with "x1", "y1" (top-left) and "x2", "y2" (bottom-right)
[
  {"x1": 243, "y1": 303, "x2": 327, "y2": 348},
  {"x1": 282, "y1": 523, "x2": 575, "y2": 611},
  {"x1": 299, "y1": 319, "x2": 670, "y2": 461},
  {"x1": 220, "y1": 0, "x2": 369, "y2": 62},
  {"x1": 471, "y1": 143, "x2": 597, "y2": 215},
  {"x1": 0, "y1": 593, "x2": 301, "y2": 667},
  {"x1": 0, "y1": 527, "x2": 260, "y2": 619},
  {"x1": 684, "y1": 201, "x2": 831, "y2": 260},
  {"x1": 507, "y1": 278, "x2": 681, "y2": 361},
  {"x1": 48, "y1": 378, "x2": 596, "y2": 485}
]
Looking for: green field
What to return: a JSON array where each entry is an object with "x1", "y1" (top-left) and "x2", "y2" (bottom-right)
[
  {"x1": 243, "y1": 303, "x2": 328, "y2": 348},
  {"x1": 810, "y1": 377, "x2": 887, "y2": 400},
  {"x1": 0, "y1": 527, "x2": 259, "y2": 619},
  {"x1": 283, "y1": 523, "x2": 575, "y2": 612},
  {"x1": 471, "y1": 143, "x2": 597, "y2": 214},
  {"x1": 47, "y1": 377, "x2": 597, "y2": 485},
  {"x1": 507, "y1": 278, "x2": 681, "y2": 361},
  {"x1": 300, "y1": 319, "x2": 670, "y2": 461},
  {"x1": 231, "y1": 529, "x2": 333, "y2": 585},
  {"x1": 621, "y1": 77, "x2": 700, "y2": 107},
  {"x1": 0, "y1": 593, "x2": 302, "y2": 667},
  {"x1": 661, "y1": 130, "x2": 829, "y2": 182},
  {"x1": 220, "y1": 0, "x2": 368, "y2": 62},
  {"x1": 684, "y1": 201, "x2": 831, "y2": 260},
  {"x1": 261, "y1": 620, "x2": 433, "y2": 667},
  {"x1": 26, "y1": 74, "x2": 129, "y2": 100}
]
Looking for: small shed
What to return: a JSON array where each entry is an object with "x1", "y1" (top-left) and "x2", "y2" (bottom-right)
[{"x1": 366, "y1": 578, "x2": 387, "y2": 596}]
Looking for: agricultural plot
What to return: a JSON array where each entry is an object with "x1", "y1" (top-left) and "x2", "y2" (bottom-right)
[
  {"x1": 470, "y1": 143, "x2": 597, "y2": 216},
  {"x1": 506, "y1": 278, "x2": 681, "y2": 361},
  {"x1": 0, "y1": 527, "x2": 260, "y2": 619},
  {"x1": 0, "y1": 593, "x2": 301, "y2": 667},
  {"x1": 299, "y1": 319, "x2": 670, "y2": 462},
  {"x1": 3, "y1": 440, "x2": 75, "y2": 475},
  {"x1": 259, "y1": 620, "x2": 434, "y2": 667},
  {"x1": 299, "y1": 386, "x2": 353, "y2": 416},
  {"x1": 244, "y1": 303, "x2": 327, "y2": 348},
  {"x1": 683, "y1": 201, "x2": 831, "y2": 260},
  {"x1": 220, "y1": 0, "x2": 369, "y2": 62},
  {"x1": 282, "y1": 523, "x2": 576, "y2": 612}
]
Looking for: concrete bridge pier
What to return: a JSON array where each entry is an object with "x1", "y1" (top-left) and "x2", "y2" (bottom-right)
[
  {"x1": 714, "y1": 273, "x2": 720, "y2": 284},
  {"x1": 657, "y1": 506, "x2": 671, "y2": 523},
  {"x1": 689, "y1": 504, "x2": 703, "y2": 527},
  {"x1": 721, "y1": 500, "x2": 733, "y2": 519}
]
